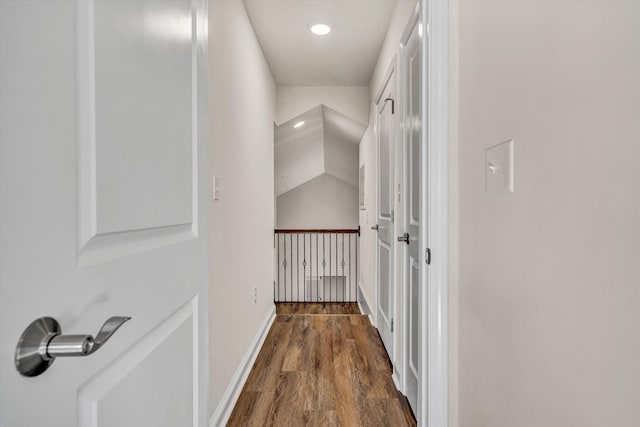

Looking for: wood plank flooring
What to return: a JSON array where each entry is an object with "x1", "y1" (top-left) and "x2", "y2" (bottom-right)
[
  {"x1": 276, "y1": 302, "x2": 362, "y2": 315},
  {"x1": 228, "y1": 303, "x2": 416, "y2": 426}
]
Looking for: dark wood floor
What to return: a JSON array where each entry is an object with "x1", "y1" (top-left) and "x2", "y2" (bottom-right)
[
  {"x1": 228, "y1": 303, "x2": 416, "y2": 426},
  {"x1": 276, "y1": 302, "x2": 362, "y2": 315}
]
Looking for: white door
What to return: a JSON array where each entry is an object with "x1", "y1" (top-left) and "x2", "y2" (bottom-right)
[
  {"x1": 376, "y1": 64, "x2": 396, "y2": 358},
  {"x1": 400, "y1": 10, "x2": 424, "y2": 413},
  {"x1": 0, "y1": 1, "x2": 209, "y2": 426}
]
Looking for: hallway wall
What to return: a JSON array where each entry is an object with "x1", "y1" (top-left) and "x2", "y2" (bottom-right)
[
  {"x1": 455, "y1": 1, "x2": 640, "y2": 425},
  {"x1": 208, "y1": 0, "x2": 276, "y2": 418},
  {"x1": 276, "y1": 173, "x2": 358, "y2": 229},
  {"x1": 276, "y1": 86, "x2": 369, "y2": 126}
]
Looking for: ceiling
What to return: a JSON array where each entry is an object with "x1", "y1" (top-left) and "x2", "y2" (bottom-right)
[
  {"x1": 243, "y1": 0, "x2": 397, "y2": 86},
  {"x1": 275, "y1": 105, "x2": 365, "y2": 196},
  {"x1": 275, "y1": 105, "x2": 365, "y2": 147}
]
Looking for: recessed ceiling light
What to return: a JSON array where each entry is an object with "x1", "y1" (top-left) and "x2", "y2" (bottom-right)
[
  {"x1": 309, "y1": 22, "x2": 332, "y2": 36},
  {"x1": 293, "y1": 121, "x2": 305, "y2": 128}
]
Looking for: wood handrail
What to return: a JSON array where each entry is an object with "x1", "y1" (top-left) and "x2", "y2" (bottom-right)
[{"x1": 274, "y1": 227, "x2": 360, "y2": 235}]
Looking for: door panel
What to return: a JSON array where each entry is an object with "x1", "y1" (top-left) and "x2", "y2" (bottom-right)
[
  {"x1": 92, "y1": 0, "x2": 194, "y2": 234},
  {"x1": 379, "y1": 109, "x2": 392, "y2": 218},
  {"x1": 376, "y1": 66, "x2": 396, "y2": 358},
  {"x1": 401, "y1": 11, "x2": 423, "y2": 413},
  {"x1": 378, "y1": 244, "x2": 391, "y2": 322},
  {"x1": 79, "y1": 300, "x2": 197, "y2": 427},
  {"x1": 410, "y1": 260, "x2": 420, "y2": 371},
  {"x1": 0, "y1": 1, "x2": 209, "y2": 426},
  {"x1": 77, "y1": 0, "x2": 198, "y2": 266}
]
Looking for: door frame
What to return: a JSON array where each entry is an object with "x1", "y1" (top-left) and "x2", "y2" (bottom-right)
[
  {"x1": 374, "y1": 57, "x2": 398, "y2": 364},
  {"x1": 398, "y1": 1, "x2": 422, "y2": 414},
  {"x1": 372, "y1": 1, "x2": 448, "y2": 424},
  {"x1": 419, "y1": 0, "x2": 449, "y2": 426}
]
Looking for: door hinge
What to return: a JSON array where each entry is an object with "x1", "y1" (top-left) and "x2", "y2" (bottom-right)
[
  {"x1": 426, "y1": 248, "x2": 432, "y2": 265},
  {"x1": 391, "y1": 318, "x2": 394, "y2": 333}
]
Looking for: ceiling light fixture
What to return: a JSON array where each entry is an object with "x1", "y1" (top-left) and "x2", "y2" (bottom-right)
[
  {"x1": 309, "y1": 22, "x2": 332, "y2": 36},
  {"x1": 293, "y1": 121, "x2": 305, "y2": 128}
]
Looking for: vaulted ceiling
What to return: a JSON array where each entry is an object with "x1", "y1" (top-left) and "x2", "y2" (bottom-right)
[
  {"x1": 275, "y1": 105, "x2": 365, "y2": 196},
  {"x1": 243, "y1": 0, "x2": 397, "y2": 86}
]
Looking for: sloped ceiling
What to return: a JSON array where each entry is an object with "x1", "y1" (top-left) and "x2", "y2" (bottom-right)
[{"x1": 275, "y1": 105, "x2": 365, "y2": 196}]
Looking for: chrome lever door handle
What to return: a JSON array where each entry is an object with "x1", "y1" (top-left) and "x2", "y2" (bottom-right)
[
  {"x1": 91, "y1": 316, "x2": 131, "y2": 354},
  {"x1": 397, "y1": 232, "x2": 410, "y2": 244},
  {"x1": 15, "y1": 316, "x2": 131, "y2": 377}
]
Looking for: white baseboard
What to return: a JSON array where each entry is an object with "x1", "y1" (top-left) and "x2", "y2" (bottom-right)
[
  {"x1": 357, "y1": 283, "x2": 376, "y2": 327},
  {"x1": 392, "y1": 369, "x2": 403, "y2": 394},
  {"x1": 209, "y1": 305, "x2": 276, "y2": 427}
]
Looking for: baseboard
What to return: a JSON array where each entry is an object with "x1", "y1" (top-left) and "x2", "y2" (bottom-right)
[
  {"x1": 357, "y1": 283, "x2": 375, "y2": 327},
  {"x1": 392, "y1": 369, "x2": 403, "y2": 393},
  {"x1": 209, "y1": 305, "x2": 276, "y2": 427}
]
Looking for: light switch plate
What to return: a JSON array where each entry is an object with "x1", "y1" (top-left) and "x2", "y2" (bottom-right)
[{"x1": 486, "y1": 140, "x2": 514, "y2": 194}]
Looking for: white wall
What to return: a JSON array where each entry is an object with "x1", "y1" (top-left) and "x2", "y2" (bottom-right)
[
  {"x1": 276, "y1": 86, "x2": 369, "y2": 126},
  {"x1": 276, "y1": 174, "x2": 359, "y2": 229},
  {"x1": 455, "y1": 1, "x2": 640, "y2": 426},
  {"x1": 448, "y1": 0, "x2": 461, "y2": 425},
  {"x1": 208, "y1": 0, "x2": 276, "y2": 417},
  {"x1": 324, "y1": 129, "x2": 359, "y2": 189},
  {"x1": 358, "y1": 0, "x2": 417, "y2": 322}
]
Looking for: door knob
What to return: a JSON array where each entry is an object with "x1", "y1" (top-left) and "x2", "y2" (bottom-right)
[
  {"x1": 15, "y1": 316, "x2": 131, "y2": 377},
  {"x1": 371, "y1": 224, "x2": 379, "y2": 231},
  {"x1": 397, "y1": 232, "x2": 410, "y2": 244}
]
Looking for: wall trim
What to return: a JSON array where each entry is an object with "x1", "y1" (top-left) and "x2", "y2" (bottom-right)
[
  {"x1": 392, "y1": 370, "x2": 403, "y2": 393},
  {"x1": 421, "y1": 0, "x2": 449, "y2": 426},
  {"x1": 209, "y1": 305, "x2": 276, "y2": 427},
  {"x1": 357, "y1": 282, "x2": 375, "y2": 326}
]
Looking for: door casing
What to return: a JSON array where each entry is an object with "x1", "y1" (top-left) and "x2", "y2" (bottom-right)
[
  {"x1": 374, "y1": 59, "x2": 398, "y2": 363},
  {"x1": 379, "y1": 1, "x2": 449, "y2": 426},
  {"x1": 399, "y1": 3, "x2": 423, "y2": 415},
  {"x1": 420, "y1": 0, "x2": 449, "y2": 426}
]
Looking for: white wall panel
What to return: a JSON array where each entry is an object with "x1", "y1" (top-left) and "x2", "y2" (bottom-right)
[
  {"x1": 76, "y1": 0, "x2": 197, "y2": 266},
  {"x1": 93, "y1": 0, "x2": 193, "y2": 234}
]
